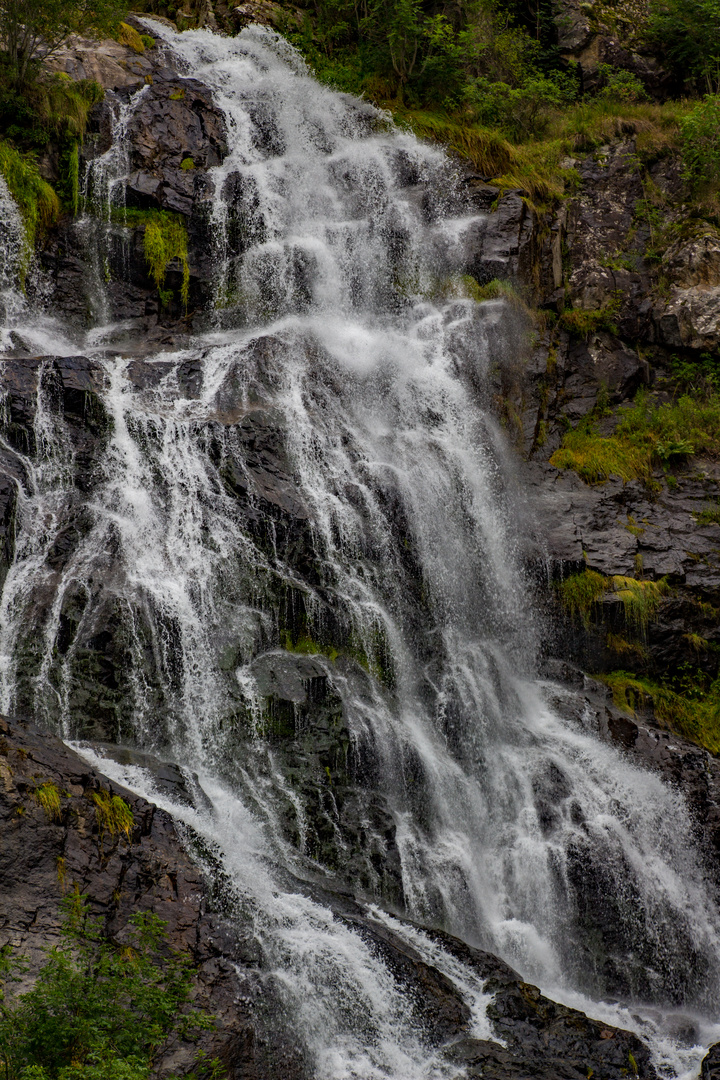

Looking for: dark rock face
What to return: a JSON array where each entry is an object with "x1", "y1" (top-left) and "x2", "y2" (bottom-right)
[
  {"x1": 0, "y1": 715, "x2": 658, "y2": 1080},
  {"x1": 125, "y1": 72, "x2": 228, "y2": 216},
  {"x1": 0, "y1": 715, "x2": 307, "y2": 1079}
]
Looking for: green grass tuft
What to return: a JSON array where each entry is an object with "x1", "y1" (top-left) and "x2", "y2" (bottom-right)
[
  {"x1": 92, "y1": 790, "x2": 134, "y2": 840},
  {"x1": 601, "y1": 670, "x2": 720, "y2": 756},
  {"x1": 551, "y1": 390, "x2": 720, "y2": 485},
  {"x1": 34, "y1": 782, "x2": 62, "y2": 822}
]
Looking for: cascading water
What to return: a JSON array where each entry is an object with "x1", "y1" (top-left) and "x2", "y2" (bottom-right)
[{"x1": 1, "y1": 22, "x2": 720, "y2": 1079}]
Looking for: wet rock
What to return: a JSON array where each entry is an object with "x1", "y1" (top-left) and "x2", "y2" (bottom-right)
[
  {"x1": 0, "y1": 715, "x2": 308, "y2": 1079},
  {"x1": 702, "y1": 1043, "x2": 720, "y2": 1080},
  {"x1": 126, "y1": 72, "x2": 227, "y2": 215},
  {"x1": 655, "y1": 286, "x2": 720, "y2": 351}
]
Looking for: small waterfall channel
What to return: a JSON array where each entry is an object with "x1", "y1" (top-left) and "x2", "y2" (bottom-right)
[{"x1": 0, "y1": 23, "x2": 719, "y2": 1079}]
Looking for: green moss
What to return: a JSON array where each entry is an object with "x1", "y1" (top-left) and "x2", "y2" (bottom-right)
[
  {"x1": 557, "y1": 569, "x2": 608, "y2": 626},
  {"x1": 34, "y1": 782, "x2": 62, "y2": 822},
  {"x1": 611, "y1": 575, "x2": 669, "y2": 635},
  {"x1": 601, "y1": 670, "x2": 720, "y2": 756},
  {"x1": 169, "y1": 89, "x2": 185, "y2": 101},
  {"x1": 140, "y1": 212, "x2": 190, "y2": 307},
  {"x1": 118, "y1": 22, "x2": 147, "y2": 53},
  {"x1": 0, "y1": 141, "x2": 59, "y2": 276},
  {"x1": 140, "y1": 33, "x2": 156, "y2": 49},
  {"x1": 558, "y1": 570, "x2": 668, "y2": 634},
  {"x1": 180, "y1": 156, "x2": 194, "y2": 170},
  {"x1": 92, "y1": 790, "x2": 134, "y2": 840}
]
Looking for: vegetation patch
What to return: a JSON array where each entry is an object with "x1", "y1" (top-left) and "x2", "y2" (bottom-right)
[
  {"x1": 558, "y1": 569, "x2": 668, "y2": 634},
  {"x1": 0, "y1": 142, "x2": 59, "y2": 271},
  {"x1": 137, "y1": 211, "x2": 190, "y2": 306},
  {"x1": 33, "y1": 782, "x2": 62, "y2": 823},
  {"x1": 0, "y1": 893, "x2": 223, "y2": 1080},
  {"x1": 557, "y1": 569, "x2": 608, "y2": 627},
  {"x1": 92, "y1": 789, "x2": 134, "y2": 840},
  {"x1": 559, "y1": 296, "x2": 621, "y2": 339},
  {"x1": 601, "y1": 669, "x2": 720, "y2": 755},
  {"x1": 118, "y1": 21, "x2": 147, "y2": 53},
  {"x1": 551, "y1": 390, "x2": 720, "y2": 485}
]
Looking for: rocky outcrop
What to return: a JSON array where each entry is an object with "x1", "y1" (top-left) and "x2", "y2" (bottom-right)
[
  {"x1": 552, "y1": 0, "x2": 670, "y2": 96},
  {"x1": 0, "y1": 714, "x2": 660, "y2": 1080}
]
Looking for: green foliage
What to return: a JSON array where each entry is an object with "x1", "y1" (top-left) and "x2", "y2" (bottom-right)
[
  {"x1": 551, "y1": 389, "x2": 720, "y2": 485},
  {"x1": 557, "y1": 569, "x2": 608, "y2": 626},
  {"x1": 180, "y1": 157, "x2": 195, "y2": 170},
  {"x1": 668, "y1": 349, "x2": 720, "y2": 391},
  {"x1": 597, "y1": 65, "x2": 649, "y2": 105},
  {"x1": 33, "y1": 783, "x2": 62, "y2": 822},
  {"x1": 140, "y1": 33, "x2": 155, "y2": 49},
  {"x1": 696, "y1": 501, "x2": 720, "y2": 525},
  {"x1": 0, "y1": 0, "x2": 127, "y2": 87},
  {"x1": 118, "y1": 22, "x2": 146, "y2": 53},
  {"x1": 647, "y1": 0, "x2": 720, "y2": 93},
  {"x1": 0, "y1": 140, "x2": 59, "y2": 270},
  {"x1": 559, "y1": 297, "x2": 621, "y2": 338},
  {"x1": 57, "y1": 139, "x2": 79, "y2": 214},
  {"x1": 610, "y1": 575, "x2": 669, "y2": 635},
  {"x1": 91, "y1": 790, "x2": 133, "y2": 840},
  {"x1": 140, "y1": 212, "x2": 190, "y2": 306},
  {"x1": 680, "y1": 95, "x2": 720, "y2": 188},
  {"x1": 558, "y1": 571, "x2": 668, "y2": 634},
  {"x1": 0, "y1": 893, "x2": 222, "y2": 1080},
  {"x1": 602, "y1": 669, "x2": 720, "y2": 755}
]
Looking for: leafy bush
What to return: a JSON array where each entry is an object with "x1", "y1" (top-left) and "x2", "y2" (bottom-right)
[
  {"x1": 680, "y1": 94, "x2": 720, "y2": 187},
  {"x1": 597, "y1": 64, "x2": 649, "y2": 104},
  {"x1": 0, "y1": 894, "x2": 222, "y2": 1080},
  {"x1": 0, "y1": 140, "x2": 59, "y2": 270}
]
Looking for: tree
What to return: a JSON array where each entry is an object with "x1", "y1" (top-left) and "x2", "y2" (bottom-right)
[
  {"x1": 648, "y1": 0, "x2": 720, "y2": 93},
  {"x1": 0, "y1": 0, "x2": 127, "y2": 85}
]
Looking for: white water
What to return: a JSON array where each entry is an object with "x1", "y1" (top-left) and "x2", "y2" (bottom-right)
[{"x1": 0, "y1": 22, "x2": 719, "y2": 1078}]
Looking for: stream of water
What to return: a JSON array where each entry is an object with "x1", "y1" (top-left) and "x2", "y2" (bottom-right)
[{"x1": 0, "y1": 22, "x2": 719, "y2": 1078}]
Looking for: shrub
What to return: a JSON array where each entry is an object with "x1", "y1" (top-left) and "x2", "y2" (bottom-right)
[
  {"x1": 680, "y1": 95, "x2": 720, "y2": 187},
  {"x1": 597, "y1": 65, "x2": 649, "y2": 104},
  {"x1": 0, "y1": 893, "x2": 223, "y2": 1080}
]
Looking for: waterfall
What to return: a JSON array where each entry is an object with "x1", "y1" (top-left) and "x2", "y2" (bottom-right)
[{"x1": 1, "y1": 22, "x2": 719, "y2": 1079}]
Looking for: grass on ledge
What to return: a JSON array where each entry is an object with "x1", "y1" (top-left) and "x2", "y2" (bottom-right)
[
  {"x1": 558, "y1": 570, "x2": 669, "y2": 633},
  {"x1": 397, "y1": 99, "x2": 694, "y2": 208},
  {"x1": 601, "y1": 670, "x2": 720, "y2": 756},
  {"x1": 550, "y1": 390, "x2": 720, "y2": 485}
]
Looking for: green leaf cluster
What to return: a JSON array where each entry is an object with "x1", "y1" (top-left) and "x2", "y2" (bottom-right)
[{"x1": 0, "y1": 894, "x2": 222, "y2": 1080}]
